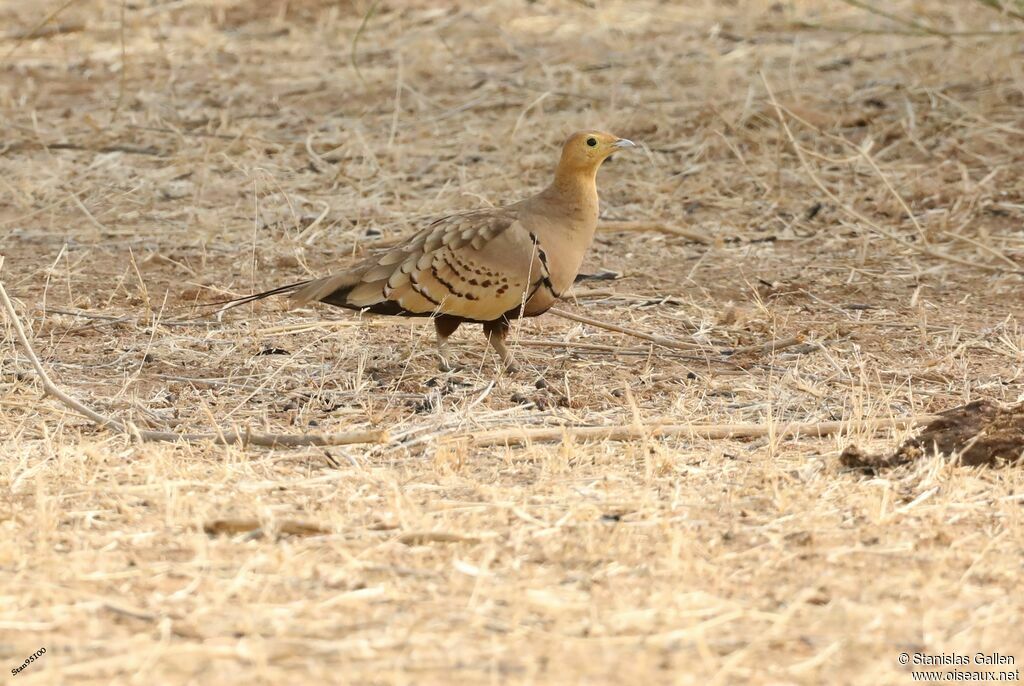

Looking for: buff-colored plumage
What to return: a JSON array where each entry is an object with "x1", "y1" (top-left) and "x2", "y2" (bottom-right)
[{"x1": 225, "y1": 130, "x2": 636, "y2": 371}]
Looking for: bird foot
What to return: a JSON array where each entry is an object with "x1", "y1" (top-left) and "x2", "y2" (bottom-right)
[
  {"x1": 437, "y1": 357, "x2": 467, "y2": 373},
  {"x1": 439, "y1": 358, "x2": 516, "y2": 374}
]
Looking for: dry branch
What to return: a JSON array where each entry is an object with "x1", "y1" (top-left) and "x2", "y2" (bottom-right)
[
  {"x1": 203, "y1": 518, "x2": 331, "y2": 537},
  {"x1": 547, "y1": 307, "x2": 810, "y2": 360},
  {"x1": 451, "y1": 416, "x2": 936, "y2": 447},
  {"x1": 599, "y1": 220, "x2": 711, "y2": 244},
  {"x1": 547, "y1": 307, "x2": 703, "y2": 351},
  {"x1": 0, "y1": 275, "x2": 385, "y2": 448},
  {"x1": 397, "y1": 531, "x2": 483, "y2": 545},
  {"x1": 723, "y1": 335, "x2": 806, "y2": 356}
]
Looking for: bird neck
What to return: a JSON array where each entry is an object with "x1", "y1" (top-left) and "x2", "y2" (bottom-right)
[{"x1": 545, "y1": 165, "x2": 599, "y2": 217}]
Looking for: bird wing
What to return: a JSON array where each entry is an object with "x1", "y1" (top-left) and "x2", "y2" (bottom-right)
[{"x1": 290, "y1": 208, "x2": 552, "y2": 322}]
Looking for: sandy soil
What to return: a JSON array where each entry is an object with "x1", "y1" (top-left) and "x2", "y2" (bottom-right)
[{"x1": 2, "y1": 1, "x2": 1023, "y2": 683}]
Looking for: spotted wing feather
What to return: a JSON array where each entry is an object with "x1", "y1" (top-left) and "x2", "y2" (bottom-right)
[{"x1": 288, "y1": 209, "x2": 546, "y2": 321}]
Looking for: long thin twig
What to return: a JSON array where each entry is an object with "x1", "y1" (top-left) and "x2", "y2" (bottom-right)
[
  {"x1": 547, "y1": 306, "x2": 806, "y2": 360},
  {"x1": 350, "y1": 0, "x2": 383, "y2": 85},
  {"x1": 547, "y1": 307, "x2": 702, "y2": 351},
  {"x1": 450, "y1": 415, "x2": 935, "y2": 447},
  {"x1": 0, "y1": 274, "x2": 386, "y2": 447},
  {"x1": 723, "y1": 335, "x2": 806, "y2": 357},
  {"x1": 203, "y1": 518, "x2": 331, "y2": 537},
  {"x1": 971, "y1": 0, "x2": 1024, "y2": 23},
  {"x1": 599, "y1": 220, "x2": 710, "y2": 244},
  {"x1": 1, "y1": 0, "x2": 80, "y2": 63}
]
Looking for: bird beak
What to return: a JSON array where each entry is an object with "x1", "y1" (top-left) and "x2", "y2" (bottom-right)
[{"x1": 613, "y1": 138, "x2": 637, "y2": 149}]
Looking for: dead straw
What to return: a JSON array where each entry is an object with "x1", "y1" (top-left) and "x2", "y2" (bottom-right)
[
  {"x1": 761, "y1": 73, "x2": 1024, "y2": 276},
  {"x1": 0, "y1": 270, "x2": 386, "y2": 448}
]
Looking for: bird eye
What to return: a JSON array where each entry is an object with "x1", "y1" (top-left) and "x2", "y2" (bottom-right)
[{"x1": 586, "y1": 137, "x2": 597, "y2": 147}]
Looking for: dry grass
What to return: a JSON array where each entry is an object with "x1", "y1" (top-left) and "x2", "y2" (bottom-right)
[{"x1": 2, "y1": 0, "x2": 1024, "y2": 683}]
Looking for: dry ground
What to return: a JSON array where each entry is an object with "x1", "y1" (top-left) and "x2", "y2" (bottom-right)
[{"x1": 2, "y1": 0, "x2": 1024, "y2": 684}]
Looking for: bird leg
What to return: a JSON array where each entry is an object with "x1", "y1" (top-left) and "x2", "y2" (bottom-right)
[
  {"x1": 483, "y1": 319, "x2": 517, "y2": 372},
  {"x1": 433, "y1": 315, "x2": 463, "y2": 372}
]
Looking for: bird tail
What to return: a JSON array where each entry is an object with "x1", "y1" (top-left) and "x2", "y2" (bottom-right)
[
  {"x1": 199, "y1": 271, "x2": 366, "y2": 315},
  {"x1": 288, "y1": 272, "x2": 364, "y2": 307}
]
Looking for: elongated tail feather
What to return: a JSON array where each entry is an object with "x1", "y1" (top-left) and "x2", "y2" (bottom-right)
[
  {"x1": 198, "y1": 279, "x2": 312, "y2": 314},
  {"x1": 201, "y1": 269, "x2": 368, "y2": 316}
]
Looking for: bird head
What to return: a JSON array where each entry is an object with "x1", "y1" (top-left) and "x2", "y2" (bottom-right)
[{"x1": 555, "y1": 130, "x2": 636, "y2": 179}]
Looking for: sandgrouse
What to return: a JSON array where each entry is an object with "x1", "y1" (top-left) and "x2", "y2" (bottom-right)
[{"x1": 222, "y1": 131, "x2": 636, "y2": 371}]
